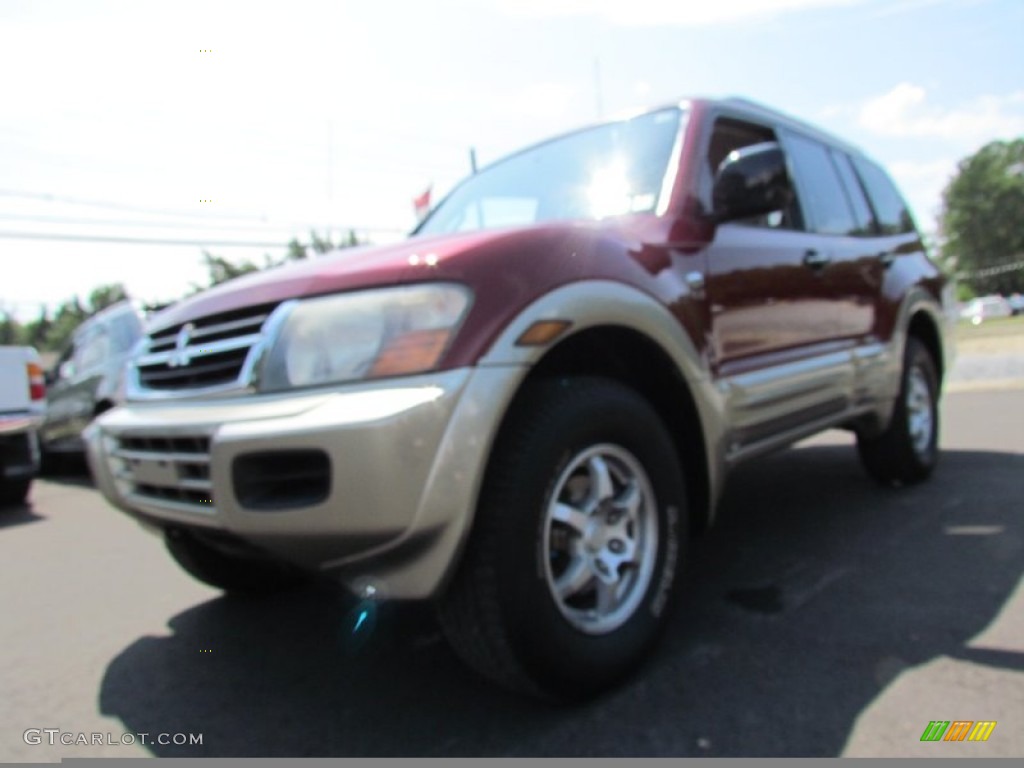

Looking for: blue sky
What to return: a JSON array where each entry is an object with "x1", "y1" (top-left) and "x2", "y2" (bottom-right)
[{"x1": 1, "y1": 0, "x2": 1022, "y2": 319}]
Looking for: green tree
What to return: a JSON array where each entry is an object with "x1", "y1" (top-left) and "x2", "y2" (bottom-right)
[
  {"x1": 43, "y1": 297, "x2": 88, "y2": 352},
  {"x1": 35, "y1": 284, "x2": 130, "y2": 352},
  {"x1": 940, "y1": 139, "x2": 1024, "y2": 294},
  {"x1": 282, "y1": 229, "x2": 361, "y2": 260},
  {"x1": 88, "y1": 283, "x2": 128, "y2": 312},
  {"x1": 20, "y1": 307, "x2": 52, "y2": 350},
  {"x1": 196, "y1": 251, "x2": 262, "y2": 290},
  {"x1": 198, "y1": 230, "x2": 362, "y2": 291},
  {"x1": 0, "y1": 310, "x2": 18, "y2": 345},
  {"x1": 284, "y1": 237, "x2": 309, "y2": 261}
]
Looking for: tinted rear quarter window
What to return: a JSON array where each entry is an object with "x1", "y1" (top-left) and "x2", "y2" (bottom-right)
[
  {"x1": 830, "y1": 150, "x2": 877, "y2": 236},
  {"x1": 782, "y1": 132, "x2": 859, "y2": 236},
  {"x1": 851, "y1": 156, "x2": 916, "y2": 235}
]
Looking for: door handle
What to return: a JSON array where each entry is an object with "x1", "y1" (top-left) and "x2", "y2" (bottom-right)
[
  {"x1": 802, "y1": 250, "x2": 831, "y2": 269},
  {"x1": 878, "y1": 251, "x2": 896, "y2": 268}
]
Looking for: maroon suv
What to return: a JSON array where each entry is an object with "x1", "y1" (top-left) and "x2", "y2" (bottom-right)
[{"x1": 86, "y1": 97, "x2": 953, "y2": 699}]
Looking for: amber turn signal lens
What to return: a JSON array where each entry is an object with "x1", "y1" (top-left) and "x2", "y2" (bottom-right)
[
  {"x1": 516, "y1": 320, "x2": 572, "y2": 347},
  {"x1": 369, "y1": 329, "x2": 451, "y2": 377}
]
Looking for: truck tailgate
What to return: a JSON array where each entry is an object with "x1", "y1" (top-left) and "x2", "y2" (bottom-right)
[{"x1": 0, "y1": 348, "x2": 31, "y2": 412}]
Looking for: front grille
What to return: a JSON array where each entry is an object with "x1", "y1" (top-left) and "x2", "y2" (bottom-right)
[
  {"x1": 110, "y1": 433, "x2": 215, "y2": 513},
  {"x1": 136, "y1": 302, "x2": 279, "y2": 392}
]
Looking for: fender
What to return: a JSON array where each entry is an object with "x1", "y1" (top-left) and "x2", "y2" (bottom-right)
[{"x1": 477, "y1": 279, "x2": 726, "y2": 512}]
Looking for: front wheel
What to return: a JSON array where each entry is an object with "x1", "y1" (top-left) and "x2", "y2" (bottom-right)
[
  {"x1": 437, "y1": 377, "x2": 688, "y2": 700},
  {"x1": 857, "y1": 337, "x2": 939, "y2": 486}
]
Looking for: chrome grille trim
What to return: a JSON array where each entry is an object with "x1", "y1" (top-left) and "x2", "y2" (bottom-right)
[
  {"x1": 136, "y1": 333, "x2": 262, "y2": 368},
  {"x1": 147, "y1": 313, "x2": 273, "y2": 351},
  {"x1": 127, "y1": 300, "x2": 297, "y2": 400},
  {"x1": 108, "y1": 432, "x2": 216, "y2": 514}
]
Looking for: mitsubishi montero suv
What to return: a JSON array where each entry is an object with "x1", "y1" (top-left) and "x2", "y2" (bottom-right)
[{"x1": 86, "y1": 97, "x2": 953, "y2": 700}]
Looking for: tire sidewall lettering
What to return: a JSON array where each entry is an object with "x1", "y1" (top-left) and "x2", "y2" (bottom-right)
[{"x1": 650, "y1": 503, "x2": 679, "y2": 619}]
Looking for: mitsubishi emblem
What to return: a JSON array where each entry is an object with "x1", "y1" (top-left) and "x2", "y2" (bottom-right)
[{"x1": 168, "y1": 323, "x2": 195, "y2": 368}]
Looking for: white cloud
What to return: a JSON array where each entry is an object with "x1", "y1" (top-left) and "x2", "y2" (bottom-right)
[
  {"x1": 859, "y1": 83, "x2": 1024, "y2": 143},
  {"x1": 495, "y1": 0, "x2": 862, "y2": 26}
]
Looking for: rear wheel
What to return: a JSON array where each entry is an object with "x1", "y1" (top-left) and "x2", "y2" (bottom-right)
[
  {"x1": 857, "y1": 337, "x2": 939, "y2": 486},
  {"x1": 164, "y1": 528, "x2": 310, "y2": 594},
  {"x1": 437, "y1": 377, "x2": 687, "y2": 700}
]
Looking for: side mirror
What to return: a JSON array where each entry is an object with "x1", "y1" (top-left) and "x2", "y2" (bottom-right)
[
  {"x1": 58, "y1": 360, "x2": 75, "y2": 380},
  {"x1": 711, "y1": 141, "x2": 791, "y2": 223}
]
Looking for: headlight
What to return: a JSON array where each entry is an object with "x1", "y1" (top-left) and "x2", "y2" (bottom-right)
[{"x1": 259, "y1": 283, "x2": 472, "y2": 391}]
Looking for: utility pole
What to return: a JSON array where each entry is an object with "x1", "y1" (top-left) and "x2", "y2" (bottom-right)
[
  {"x1": 469, "y1": 147, "x2": 478, "y2": 175},
  {"x1": 327, "y1": 119, "x2": 334, "y2": 203}
]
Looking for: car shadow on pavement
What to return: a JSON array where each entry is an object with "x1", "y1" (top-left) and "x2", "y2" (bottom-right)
[
  {"x1": 0, "y1": 499, "x2": 45, "y2": 529},
  {"x1": 39, "y1": 454, "x2": 94, "y2": 488},
  {"x1": 98, "y1": 443, "x2": 1024, "y2": 757}
]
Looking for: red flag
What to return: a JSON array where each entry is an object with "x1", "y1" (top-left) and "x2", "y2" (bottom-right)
[{"x1": 413, "y1": 186, "x2": 432, "y2": 219}]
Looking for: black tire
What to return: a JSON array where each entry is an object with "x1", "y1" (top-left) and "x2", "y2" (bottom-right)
[
  {"x1": 0, "y1": 478, "x2": 32, "y2": 507},
  {"x1": 857, "y1": 337, "x2": 939, "y2": 486},
  {"x1": 164, "y1": 528, "x2": 310, "y2": 594},
  {"x1": 437, "y1": 377, "x2": 688, "y2": 700},
  {"x1": 39, "y1": 448, "x2": 70, "y2": 476}
]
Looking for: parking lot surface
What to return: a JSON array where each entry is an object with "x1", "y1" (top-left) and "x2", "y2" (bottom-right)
[{"x1": 1, "y1": 388, "x2": 1021, "y2": 759}]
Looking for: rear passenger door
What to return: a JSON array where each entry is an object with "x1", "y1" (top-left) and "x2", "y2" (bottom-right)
[
  {"x1": 848, "y1": 154, "x2": 925, "y2": 342},
  {"x1": 778, "y1": 130, "x2": 882, "y2": 342}
]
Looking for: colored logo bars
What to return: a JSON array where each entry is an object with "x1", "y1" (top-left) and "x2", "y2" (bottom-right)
[{"x1": 920, "y1": 721, "x2": 997, "y2": 742}]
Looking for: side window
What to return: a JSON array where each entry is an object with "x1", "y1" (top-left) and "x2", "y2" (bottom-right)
[
  {"x1": 55, "y1": 344, "x2": 75, "y2": 380},
  {"x1": 851, "y1": 156, "x2": 916, "y2": 235},
  {"x1": 703, "y1": 116, "x2": 804, "y2": 230},
  {"x1": 782, "y1": 132, "x2": 860, "y2": 236},
  {"x1": 76, "y1": 326, "x2": 111, "y2": 371},
  {"x1": 830, "y1": 150, "x2": 877, "y2": 236},
  {"x1": 109, "y1": 313, "x2": 142, "y2": 354}
]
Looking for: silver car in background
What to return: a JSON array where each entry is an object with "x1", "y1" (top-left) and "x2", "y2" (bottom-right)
[
  {"x1": 40, "y1": 301, "x2": 145, "y2": 458},
  {"x1": 959, "y1": 295, "x2": 1012, "y2": 325}
]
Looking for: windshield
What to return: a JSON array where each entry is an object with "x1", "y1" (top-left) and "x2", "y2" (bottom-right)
[{"x1": 416, "y1": 107, "x2": 685, "y2": 236}]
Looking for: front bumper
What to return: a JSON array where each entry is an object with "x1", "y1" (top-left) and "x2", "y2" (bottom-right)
[{"x1": 85, "y1": 366, "x2": 525, "y2": 598}]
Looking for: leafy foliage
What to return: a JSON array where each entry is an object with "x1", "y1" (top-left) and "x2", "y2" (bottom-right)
[
  {"x1": 0, "y1": 284, "x2": 127, "y2": 353},
  {"x1": 2, "y1": 230, "x2": 362, "y2": 352},
  {"x1": 195, "y1": 229, "x2": 362, "y2": 289},
  {"x1": 940, "y1": 139, "x2": 1024, "y2": 294}
]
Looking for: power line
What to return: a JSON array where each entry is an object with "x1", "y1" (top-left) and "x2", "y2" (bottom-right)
[
  {"x1": 0, "y1": 212, "x2": 405, "y2": 235},
  {"x1": 1, "y1": 225, "x2": 411, "y2": 247},
  {"x1": 0, "y1": 187, "x2": 434, "y2": 230},
  {"x1": 959, "y1": 259, "x2": 1024, "y2": 279},
  {"x1": 0, "y1": 189, "x2": 275, "y2": 223},
  {"x1": 0, "y1": 230, "x2": 314, "y2": 248}
]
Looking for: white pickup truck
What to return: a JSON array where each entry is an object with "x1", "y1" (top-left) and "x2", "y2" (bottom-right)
[{"x1": 0, "y1": 346, "x2": 46, "y2": 505}]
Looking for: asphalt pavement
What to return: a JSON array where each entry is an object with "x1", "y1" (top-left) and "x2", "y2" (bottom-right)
[{"x1": 1, "y1": 388, "x2": 1021, "y2": 759}]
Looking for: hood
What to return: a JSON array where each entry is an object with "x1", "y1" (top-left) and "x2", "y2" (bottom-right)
[
  {"x1": 146, "y1": 216, "x2": 666, "y2": 335},
  {"x1": 145, "y1": 229, "x2": 513, "y2": 332}
]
